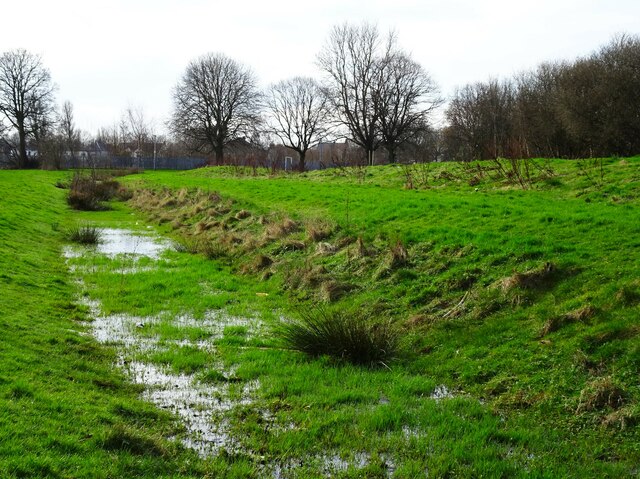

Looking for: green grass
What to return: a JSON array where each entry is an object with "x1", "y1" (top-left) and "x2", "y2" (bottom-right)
[
  {"x1": 0, "y1": 171, "x2": 208, "y2": 478},
  {"x1": 2, "y1": 158, "x2": 639, "y2": 477}
]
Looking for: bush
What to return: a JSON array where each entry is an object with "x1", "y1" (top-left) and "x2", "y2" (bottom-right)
[
  {"x1": 67, "y1": 172, "x2": 122, "y2": 211},
  {"x1": 278, "y1": 306, "x2": 400, "y2": 366}
]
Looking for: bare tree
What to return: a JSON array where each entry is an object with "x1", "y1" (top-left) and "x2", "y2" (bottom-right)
[
  {"x1": 59, "y1": 100, "x2": 80, "y2": 166},
  {"x1": 124, "y1": 105, "x2": 150, "y2": 154},
  {"x1": 0, "y1": 49, "x2": 55, "y2": 168},
  {"x1": 265, "y1": 77, "x2": 330, "y2": 171},
  {"x1": 171, "y1": 53, "x2": 261, "y2": 164},
  {"x1": 318, "y1": 23, "x2": 393, "y2": 166},
  {"x1": 377, "y1": 52, "x2": 442, "y2": 163}
]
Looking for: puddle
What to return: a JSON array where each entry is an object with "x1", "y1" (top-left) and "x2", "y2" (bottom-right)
[
  {"x1": 82, "y1": 296, "x2": 264, "y2": 456},
  {"x1": 97, "y1": 228, "x2": 171, "y2": 258},
  {"x1": 430, "y1": 384, "x2": 456, "y2": 401},
  {"x1": 272, "y1": 452, "x2": 377, "y2": 479},
  {"x1": 63, "y1": 228, "x2": 172, "y2": 260}
]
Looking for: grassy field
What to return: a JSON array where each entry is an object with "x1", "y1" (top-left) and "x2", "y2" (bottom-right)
[{"x1": 1, "y1": 157, "x2": 639, "y2": 477}]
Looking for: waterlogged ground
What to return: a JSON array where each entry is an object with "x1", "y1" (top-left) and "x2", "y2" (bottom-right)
[
  {"x1": 66, "y1": 228, "x2": 267, "y2": 457},
  {"x1": 63, "y1": 224, "x2": 542, "y2": 477}
]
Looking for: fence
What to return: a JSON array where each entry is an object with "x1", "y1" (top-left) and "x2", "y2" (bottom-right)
[{"x1": 62, "y1": 156, "x2": 208, "y2": 170}]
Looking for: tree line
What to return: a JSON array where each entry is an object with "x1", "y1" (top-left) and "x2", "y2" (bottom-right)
[
  {"x1": 444, "y1": 34, "x2": 640, "y2": 161},
  {"x1": 1, "y1": 27, "x2": 639, "y2": 170}
]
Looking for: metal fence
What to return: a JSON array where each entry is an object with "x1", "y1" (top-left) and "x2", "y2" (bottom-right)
[{"x1": 61, "y1": 156, "x2": 208, "y2": 170}]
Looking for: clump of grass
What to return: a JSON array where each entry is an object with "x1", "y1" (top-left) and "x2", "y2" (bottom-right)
[
  {"x1": 540, "y1": 304, "x2": 596, "y2": 337},
  {"x1": 615, "y1": 281, "x2": 640, "y2": 305},
  {"x1": 389, "y1": 240, "x2": 409, "y2": 268},
  {"x1": 241, "y1": 254, "x2": 273, "y2": 274},
  {"x1": 275, "y1": 239, "x2": 306, "y2": 254},
  {"x1": 66, "y1": 224, "x2": 102, "y2": 245},
  {"x1": 265, "y1": 217, "x2": 299, "y2": 239},
  {"x1": 352, "y1": 236, "x2": 370, "y2": 258},
  {"x1": 278, "y1": 306, "x2": 400, "y2": 366},
  {"x1": 602, "y1": 404, "x2": 639, "y2": 429},
  {"x1": 319, "y1": 280, "x2": 352, "y2": 302},
  {"x1": 306, "y1": 218, "x2": 335, "y2": 242},
  {"x1": 101, "y1": 424, "x2": 166, "y2": 456},
  {"x1": 235, "y1": 209, "x2": 251, "y2": 220},
  {"x1": 314, "y1": 242, "x2": 336, "y2": 256},
  {"x1": 576, "y1": 376, "x2": 625, "y2": 413},
  {"x1": 498, "y1": 261, "x2": 557, "y2": 293}
]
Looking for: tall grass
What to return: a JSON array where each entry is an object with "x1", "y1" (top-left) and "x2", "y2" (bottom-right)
[{"x1": 278, "y1": 306, "x2": 400, "y2": 366}]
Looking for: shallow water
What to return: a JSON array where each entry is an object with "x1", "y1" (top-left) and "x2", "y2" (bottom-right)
[
  {"x1": 67, "y1": 229, "x2": 264, "y2": 456},
  {"x1": 97, "y1": 228, "x2": 171, "y2": 258},
  {"x1": 63, "y1": 228, "x2": 172, "y2": 260}
]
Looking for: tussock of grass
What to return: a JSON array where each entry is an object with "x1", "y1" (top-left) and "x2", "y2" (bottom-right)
[
  {"x1": 235, "y1": 209, "x2": 251, "y2": 220},
  {"x1": 265, "y1": 217, "x2": 298, "y2": 239},
  {"x1": 497, "y1": 261, "x2": 557, "y2": 292},
  {"x1": 243, "y1": 254, "x2": 273, "y2": 273},
  {"x1": 319, "y1": 280, "x2": 353, "y2": 302},
  {"x1": 101, "y1": 424, "x2": 166, "y2": 456},
  {"x1": 66, "y1": 224, "x2": 102, "y2": 245},
  {"x1": 314, "y1": 242, "x2": 336, "y2": 256},
  {"x1": 278, "y1": 307, "x2": 400, "y2": 366},
  {"x1": 305, "y1": 218, "x2": 335, "y2": 242}
]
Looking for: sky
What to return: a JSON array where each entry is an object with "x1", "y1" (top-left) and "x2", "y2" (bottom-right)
[{"x1": 1, "y1": 0, "x2": 638, "y2": 135}]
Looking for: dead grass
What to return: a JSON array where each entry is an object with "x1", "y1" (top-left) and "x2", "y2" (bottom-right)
[
  {"x1": 305, "y1": 218, "x2": 335, "y2": 242},
  {"x1": 235, "y1": 209, "x2": 251, "y2": 220},
  {"x1": 497, "y1": 262, "x2": 557, "y2": 293},
  {"x1": 602, "y1": 405, "x2": 638, "y2": 429},
  {"x1": 540, "y1": 305, "x2": 596, "y2": 337},
  {"x1": 351, "y1": 236, "x2": 370, "y2": 259},
  {"x1": 265, "y1": 217, "x2": 299, "y2": 239},
  {"x1": 319, "y1": 280, "x2": 352, "y2": 302},
  {"x1": 389, "y1": 240, "x2": 409, "y2": 268},
  {"x1": 615, "y1": 280, "x2": 640, "y2": 305},
  {"x1": 315, "y1": 242, "x2": 336, "y2": 256},
  {"x1": 576, "y1": 376, "x2": 625, "y2": 413},
  {"x1": 275, "y1": 240, "x2": 306, "y2": 254},
  {"x1": 241, "y1": 254, "x2": 273, "y2": 274}
]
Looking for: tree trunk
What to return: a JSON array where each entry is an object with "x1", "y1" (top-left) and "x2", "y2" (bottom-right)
[
  {"x1": 18, "y1": 120, "x2": 28, "y2": 169},
  {"x1": 298, "y1": 151, "x2": 306, "y2": 172},
  {"x1": 387, "y1": 145, "x2": 397, "y2": 164},
  {"x1": 367, "y1": 149, "x2": 374, "y2": 166},
  {"x1": 214, "y1": 144, "x2": 224, "y2": 165}
]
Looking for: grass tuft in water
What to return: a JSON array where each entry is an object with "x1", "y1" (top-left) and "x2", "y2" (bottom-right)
[{"x1": 66, "y1": 224, "x2": 103, "y2": 245}]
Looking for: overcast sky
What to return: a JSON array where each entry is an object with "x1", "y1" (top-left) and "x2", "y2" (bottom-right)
[{"x1": 1, "y1": 0, "x2": 638, "y2": 135}]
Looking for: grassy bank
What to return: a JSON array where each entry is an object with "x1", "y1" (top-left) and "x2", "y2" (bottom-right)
[{"x1": 1, "y1": 157, "x2": 639, "y2": 477}]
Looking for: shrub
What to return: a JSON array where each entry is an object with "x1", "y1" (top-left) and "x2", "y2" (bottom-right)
[
  {"x1": 66, "y1": 224, "x2": 102, "y2": 245},
  {"x1": 67, "y1": 172, "x2": 121, "y2": 211},
  {"x1": 278, "y1": 306, "x2": 400, "y2": 366}
]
